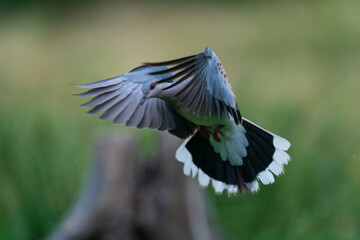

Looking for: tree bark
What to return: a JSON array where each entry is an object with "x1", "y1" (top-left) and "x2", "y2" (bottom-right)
[{"x1": 48, "y1": 133, "x2": 222, "y2": 240}]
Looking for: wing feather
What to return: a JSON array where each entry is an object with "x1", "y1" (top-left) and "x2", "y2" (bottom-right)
[
  {"x1": 126, "y1": 98, "x2": 149, "y2": 128},
  {"x1": 193, "y1": 81, "x2": 207, "y2": 116},
  {"x1": 87, "y1": 95, "x2": 120, "y2": 114},
  {"x1": 76, "y1": 76, "x2": 124, "y2": 89},
  {"x1": 147, "y1": 100, "x2": 162, "y2": 129},
  {"x1": 186, "y1": 78, "x2": 204, "y2": 110},
  {"x1": 149, "y1": 47, "x2": 241, "y2": 124},
  {"x1": 149, "y1": 58, "x2": 196, "y2": 75},
  {"x1": 156, "y1": 100, "x2": 167, "y2": 131},
  {"x1": 76, "y1": 65, "x2": 196, "y2": 135},
  {"x1": 144, "y1": 54, "x2": 196, "y2": 67},
  {"x1": 81, "y1": 90, "x2": 120, "y2": 107},
  {"x1": 159, "y1": 102, "x2": 174, "y2": 129},
  {"x1": 74, "y1": 84, "x2": 121, "y2": 97},
  {"x1": 100, "y1": 96, "x2": 130, "y2": 121},
  {"x1": 113, "y1": 94, "x2": 142, "y2": 125}
]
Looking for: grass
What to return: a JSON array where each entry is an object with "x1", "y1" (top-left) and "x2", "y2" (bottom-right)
[{"x1": 1, "y1": 1, "x2": 360, "y2": 239}]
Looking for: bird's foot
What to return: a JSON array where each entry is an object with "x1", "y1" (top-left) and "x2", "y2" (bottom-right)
[
  {"x1": 199, "y1": 126, "x2": 211, "y2": 139},
  {"x1": 212, "y1": 124, "x2": 225, "y2": 142}
]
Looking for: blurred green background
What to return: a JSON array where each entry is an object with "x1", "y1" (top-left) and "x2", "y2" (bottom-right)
[{"x1": 1, "y1": 0, "x2": 360, "y2": 239}]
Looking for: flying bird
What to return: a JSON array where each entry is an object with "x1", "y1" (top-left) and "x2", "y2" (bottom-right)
[{"x1": 76, "y1": 47, "x2": 291, "y2": 194}]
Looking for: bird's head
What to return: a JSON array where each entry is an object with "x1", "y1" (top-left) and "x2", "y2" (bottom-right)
[{"x1": 141, "y1": 81, "x2": 171, "y2": 105}]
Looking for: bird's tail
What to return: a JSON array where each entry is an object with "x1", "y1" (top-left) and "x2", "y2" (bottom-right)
[{"x1": 175, "y1": 118, "x2": 291, "y2": 194}]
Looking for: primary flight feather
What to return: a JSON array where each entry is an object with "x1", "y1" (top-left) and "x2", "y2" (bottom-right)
[{"x1": 76, "y1": 47, "x2": 291, "y2": 194}]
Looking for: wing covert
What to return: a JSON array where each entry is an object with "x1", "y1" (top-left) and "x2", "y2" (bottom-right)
[{"x1": 146, "y1": 47, "x2": 241, "y2": 124}]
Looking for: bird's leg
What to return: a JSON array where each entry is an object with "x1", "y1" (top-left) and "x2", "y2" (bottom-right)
[
  {"x1": 212, "y1": 124, "x2": 225, "y2": 142},
  {"x1": 199, "y1": 126, "x2": 211, "y2": 139}
]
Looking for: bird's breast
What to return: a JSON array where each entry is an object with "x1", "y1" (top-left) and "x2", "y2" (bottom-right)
[{"x1": 172, "y1": 103, "x2": 229, "y2": 128}]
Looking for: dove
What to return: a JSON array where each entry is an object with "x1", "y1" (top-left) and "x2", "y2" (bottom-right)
[{"x1": 76, "y1": 47, "x2": 291, "y2": 194}]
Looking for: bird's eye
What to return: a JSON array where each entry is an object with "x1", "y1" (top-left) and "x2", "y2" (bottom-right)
[{"x1": 150, "y1": 83, "x2": 156, "y2": 90}]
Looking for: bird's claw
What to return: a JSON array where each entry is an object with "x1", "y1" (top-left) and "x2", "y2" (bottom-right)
[
  {"x1": 199, "y1": 126, "x2": 211, "y2": 139},
  {"x1": 212, "y1": 124, "x2": 225, "y2": 142}
]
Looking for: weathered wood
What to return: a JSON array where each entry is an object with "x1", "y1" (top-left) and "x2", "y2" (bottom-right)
[{"x1": 48, "y1": 133, "x2": 222, "y2": 240}]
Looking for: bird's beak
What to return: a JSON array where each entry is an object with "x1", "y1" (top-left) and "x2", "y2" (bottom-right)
[{"x1": 140, "y1": 94, "x2": 148, "y2": 105}]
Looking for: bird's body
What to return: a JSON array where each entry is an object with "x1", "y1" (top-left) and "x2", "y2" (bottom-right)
[
  {"x1": 76, "y1": 47, "x2": 291, "y2": 194},
  {"x1": 157, "y1": 83, "x2": 227, "y2": 128}
]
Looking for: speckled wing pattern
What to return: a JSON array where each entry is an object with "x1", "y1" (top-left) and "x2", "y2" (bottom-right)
[
  {"x1": 145, "y1": 48, "x2": 242, "y2": 124},
  {"x1": 76, "y1": 65, "x2": 196, "y2": 138}
]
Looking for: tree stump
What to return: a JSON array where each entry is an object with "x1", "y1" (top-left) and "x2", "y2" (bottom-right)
[{"x1": 48, "y1": 133, "x2": 222, "y2": 240}]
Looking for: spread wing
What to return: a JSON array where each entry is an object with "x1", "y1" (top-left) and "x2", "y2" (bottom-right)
[
  {"x1": 145, "y1": 47, "x2": 242, "y2": 124},
  {"x1": 75, "y1": 65, "x2": 197, "y2": 138}
]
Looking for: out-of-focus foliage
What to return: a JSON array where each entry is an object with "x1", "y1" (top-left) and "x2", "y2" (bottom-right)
[
  {"x1": 0, "y1": 0, "x2": 257, "y2": 13},
  {"x1": 1, "y1": 1, "x2": 359, "y2": 239}
]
